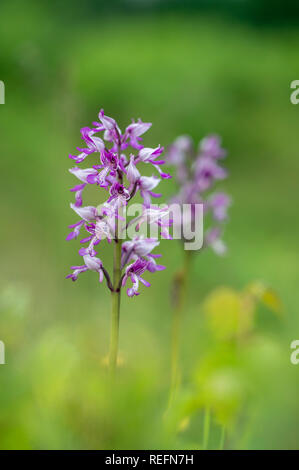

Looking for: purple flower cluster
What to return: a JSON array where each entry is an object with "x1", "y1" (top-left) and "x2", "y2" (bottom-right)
[
  {"x1": 166, "y1": 134, "x2": 231, "y2": 254},
  {"x1": 66, "y1": 109, "x2": 172, "y2": 297}
]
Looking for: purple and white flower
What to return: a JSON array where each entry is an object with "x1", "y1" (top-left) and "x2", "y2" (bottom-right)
[
  {"x1": 122, "y1": 258, "x2": 151, "y2": 297},
  {"x1": 70, "y1": 203, "x2": 98, "y2": 221},
  {"x1": 129, "y1": 205, "x2": 173, "y2": 240},
  {"x1": 208, "y1": 192, "x2": 231, "y2": 222},
  {"x1": 121, "y1": 236, "x2": 160, "y2": 266},
  {"x1": 66, "y1": 265, "x2": 89, "y2": 281},
  {"x1": 87, "y1": 149, "x2": 119, "y2": 187},
  {"x1": 69, "y1": 166, "x2": 98, "y2": 184},
  {"x1": 66, "y1": 109, "x2": 172, "y2": 296},
  {"x1": 127, "y1": 155, "x2": 141, "y2": 184},
  {"x1": 124, "y1": 119, "x2": 152, "y2": 150},
  {"x1": 69, "y1": 127, "x2": 105, "y2": 164},
  {"x1": 166, "y1": 133, "x2": 231, "y2": 255},
  {"x1": 137, "y1": 146, "x2": 171, "y2": 179},
  {"x1": 199, "y1": 134, "x2": 226, "y2": 160},
  {"x1": 194, "y1": 156, "x2": 227, "y2": 192},
  {"x1": 138, "y1": 176, "x2": 161, "y2": 207},
  {"x1": 70, "y1": 183, "x2": 86, "y2": 208},
  {"x1": 107, "y1": 182, "x2": 130, "y2": 212}
]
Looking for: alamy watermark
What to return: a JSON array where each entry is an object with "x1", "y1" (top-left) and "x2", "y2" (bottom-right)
[
  {"x1": 290, "y1": 340, "x2": 299, "y2": 365},
  {"x1": 96, "y1": 202, "x2": 204, "y2": 251},
  {"x1": 290, "y1": 80, "x2": 299, "y2": 104},
  {"x1": 0, "y1": 81, "x2": 5, "y2": 104},
  {"x1": 0, "y1": 341, "x2": 5, "y2": 364}
]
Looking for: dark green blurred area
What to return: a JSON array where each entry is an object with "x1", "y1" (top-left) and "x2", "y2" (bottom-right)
[
  {"x1": 16, "y1": 0, "x2": 299, "y2": 26},
  {"x1": 1, "y1": 0, "x2": 299, "y2": 450}
]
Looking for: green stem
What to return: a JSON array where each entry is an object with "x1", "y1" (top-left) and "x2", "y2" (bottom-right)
[
  {"x1": 169, "y1": 249, "x2": 192, "y2": 405},
  {"x1": 109, "y1": 142, "x2": 123, "y2": 379},
  {"x1": 109, "y1": 238, "x2": 122, "y2": 378}
]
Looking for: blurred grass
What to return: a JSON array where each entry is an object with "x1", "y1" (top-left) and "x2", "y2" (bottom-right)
[{"x1": 1, "y1": 0, "x2": 299, "y2": 449}]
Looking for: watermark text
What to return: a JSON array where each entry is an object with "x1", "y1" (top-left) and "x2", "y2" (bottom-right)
[
  {"x1": 290, "y1": 80, "x2": 299, "y2": 104},
  {"x1": 0, "y1": 81, "x2": 5, "y2": 104},
  {"x1": 290, "y1": 340, "x2": 299, "y2": 365},
  {"x1": 0, "y1": 341, "x2": 5, "y2": 364}
]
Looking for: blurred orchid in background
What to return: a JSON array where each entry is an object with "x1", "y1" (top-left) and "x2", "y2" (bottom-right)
[
  {"x1": 165, "y1": 133, "x2": 231, "y2": 406},
  {"x1": 167, "y1": 134, "x2": 231, "y2": 255}
]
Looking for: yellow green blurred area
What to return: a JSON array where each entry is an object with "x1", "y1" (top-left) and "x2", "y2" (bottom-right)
[{"x1": 1, "y1": 0, "x2": 299, "y2": 449}]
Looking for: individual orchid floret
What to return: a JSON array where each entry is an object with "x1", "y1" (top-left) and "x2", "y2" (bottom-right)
[
  {"x1": 69, "y1": 127, "x2": 104, "y2": 163},
  {"x1": 124, "y1": 119, "x2": 152, "y2": 150},
  {"x1": 66, "y1": 247, "x2": 104, "y2": 283},
  {"x1": 121, "y1": 236, "x2": 166, "y2": 273},
  {"x1": 99, "y1": 201, "x2": 125, "y2": 223},
  {"x1": 87, "y1": 149, "x2": 119, "y2": 187},
  {"x1": 121, "y1": 236, "x2": 160, "y2": 267},
  {"x1": 70, "y1": 183, "x2": 86, "y2": 208},
  {"x1": 167, "y1": 135, "x2": 193, "y2": 166},
  {"x1": 107, "y1": 182, "x2": 130, "y2": 212},
  {"x1": 66, "y1": 265, "x2": 88, "y2": 281},
  {"x1": 138, "y1": 176, "x2": 161, "y2": 207},
  {"x1": 78, "y1": 247, "x2": 104, "y2": 283},
  {"x1": 122, "y1": 258, "x2": 151, "y2": 297},
  {"x1": 79, "y1": 217, "x2": 114, "y2": 246},
  {"x1": 165, "y1": 135, "x2": 193, "y2": 184},
  {"x1": 138, "y1": 146, "x2": 163, "y2": 163},
  {"x1": 146, "y1": 254, "x2": 166, "y2": 273},
  {"x1": 70, "y1": 203, "x2": 98, "y2": 221},
  {"x1": 208, "y1": 192, "x2": 231, "y2": 221},
  {"x1": 194, "y1": 156, "x2": 227, "y2": 192},
  {"x1": 79, "y1": 127, "x2": 105, "y2": 154},
  {"x1": 137, "y1": 146, "x2": 171, "y2": 179},
  {"x1": 66, "y1": 220, "x2": 85, "y2": 241},
  {"x1": 199, "y1": 134, "x2": 227, "y2": 160},
  {"x1": 204, "y1": 227, "x2": 227, "y2": 256},
  {"x1": 98, "y1": 109, "x2": 119, "y2": 132},
  {"x1": 127, "y1": 155, "x2": 141, "y2": 184},
  {"x1": 97, "y1": 109, "x2": 122, "y2": 147},
  {"x1": 69, "y1": 166, "x2": 98, "y2": 184},
  {"x1": 94, "y1": 218, "x2": 114, "y2": 243},
  {"x1": 66, "y1": 204, "x2": 99, "y2": 241}
]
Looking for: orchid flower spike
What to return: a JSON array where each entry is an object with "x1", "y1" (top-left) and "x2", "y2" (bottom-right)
[
  {"x1": 66, "y1": 109, "x2": 172, "y2": 296},
  {"x1": 166, "y1": 133, "x2": 231, "y2": 255}
]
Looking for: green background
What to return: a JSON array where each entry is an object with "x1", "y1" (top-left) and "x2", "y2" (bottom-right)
[{"x1": 0, "y1": 0, "x2": 299, "y2": 449}]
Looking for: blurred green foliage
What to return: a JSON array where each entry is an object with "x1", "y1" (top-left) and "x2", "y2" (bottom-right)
[{"x1": 1, "y1": 0, "x2": 299, "y2": 450}]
